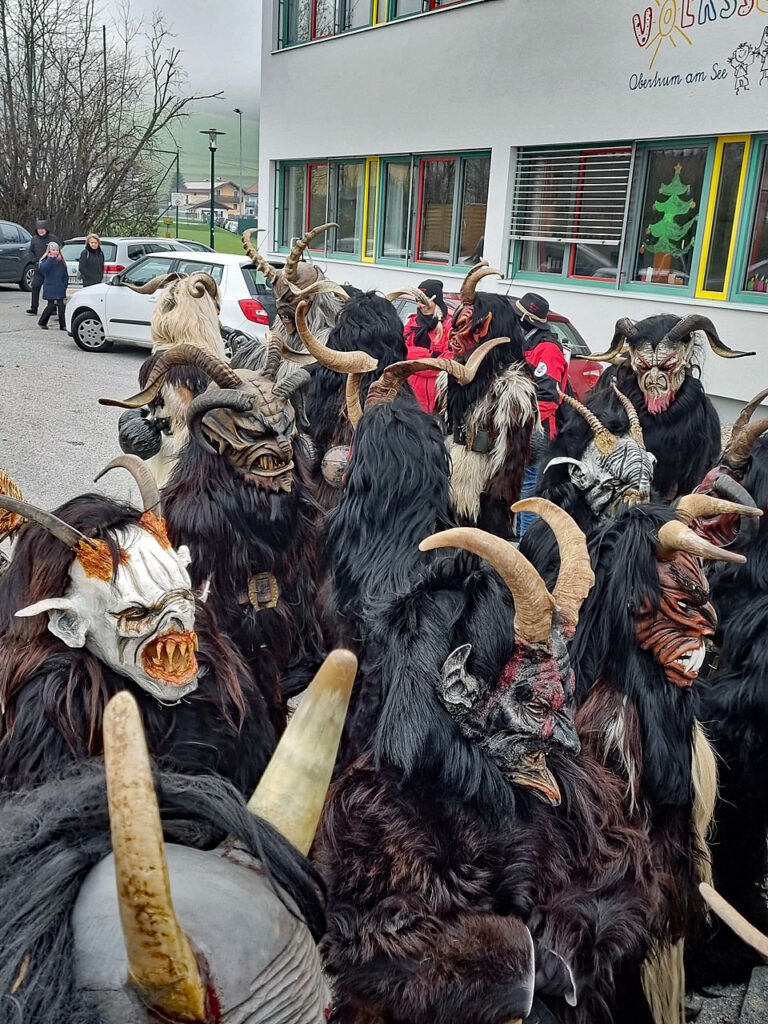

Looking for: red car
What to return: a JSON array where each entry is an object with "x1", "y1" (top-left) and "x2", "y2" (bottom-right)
[{"x1": 391, "y1": 293, "x2": 602, "y2": 402}]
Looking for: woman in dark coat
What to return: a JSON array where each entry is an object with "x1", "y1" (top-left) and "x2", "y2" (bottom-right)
[
  {"x1": 38, "y1": 242, "x2": 69, "y2": 330},
  {"x1": 78, "y1": 233, "x2": 105, "y2": 287}
]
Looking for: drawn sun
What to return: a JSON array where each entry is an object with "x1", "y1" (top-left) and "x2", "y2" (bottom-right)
[{"x1": 646, "y1": 0, "x2": 693, "y2": 70}]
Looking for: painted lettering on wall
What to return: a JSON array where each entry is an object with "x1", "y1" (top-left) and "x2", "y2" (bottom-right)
[{"x1": 632, "y1": 0, "x2": 768, "y2": 69}]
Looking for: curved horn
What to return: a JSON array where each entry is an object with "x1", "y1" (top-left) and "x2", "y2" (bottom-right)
[
  {"x1": 419, "y1": 528, "x2": 555, "y2": 646},
  {"x1": 665, "y1": 314, "x2": 754, "y2": 359},
  {"x1": 123, "y1": 272, "x2": 183, "y2": 295},
  {"x1": 657, "y1": 519, "x2": 747, "y2": 564},
  {"x1": 104, "y1": 691, "x2": 206, "y2": 1021},
  {"x1": 590, "y1": 317, "x2": 638, "y2": 362},
  {"x1": 558, "y1": 388, "x2": 619, "y2": 455},
  {"x1": 345, "y1": 373, "x2": 364, "y2": 428},
  {"x1": 94, "y1": 455, "x2": 162, "y2": 516},
  {"x1": 724, "y1": 387, "x2": 768, "y2": 468},
  {"x1": 248, "y1": 649, "x2": 358, "y2": 854},
  {"x1": 675, "y1": 493, "x2": 762, "y2": 526},
  {"x1": 263, "y1": 331, "x2": 283, "y2": 381},
  {"x1": 295, "y1": 300, "x2": 377, "y2": 373},
  {"x1": 511, "y1": 499, "x2": 594, "y2": 630},
  {"x1": 385, "y1": 287, "x2": 440, "y2": 317},
  {"x1": 100, "y1": 344, "x2": 241, "y2": 409},
  {"x1": 187, "y1": 390, "x2": 253, "y2": 455},
  {"x1": 273, "y1": 367, "x2": 312, "y2": 398},
  {"x1": 0, "y1": 495, "x2": 89, "y2": 549},
  {"x1": 731, "y1": 386, "x2": 768, "y2": 436},
  {"x1": 185, "y1": 271, "x2": 219, "y2": 306},
  {"x1": 242, "y1": 228, "x2": 279, "y2": 285},
  {"x1": 285, "y1": 279, "x2": 349, "y2": 302},
  {"x1": 460, "y1": 261, "x2": 502, "y2": 304},
  {"x1": 284, "y1": 223, "x2": 337, "y2": 284},
  {"x1": 699, "y1": 883, "x2": 768, "y2": 961},
  {"x1": 610, "y1": 382, "x2": 645, "y2": 447}
]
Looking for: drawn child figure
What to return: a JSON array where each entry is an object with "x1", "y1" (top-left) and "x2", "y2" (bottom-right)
[
  {"x1": 758, "y1": 26, "x2": 768, "y2": 85},
  {"x1": 729, "y1": 41, "x2": 755, "y2": 95}
]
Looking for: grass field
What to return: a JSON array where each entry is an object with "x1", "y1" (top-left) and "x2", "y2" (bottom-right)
[{"x1": 173, "y1": 220, "x2": 248, "y2": 255}]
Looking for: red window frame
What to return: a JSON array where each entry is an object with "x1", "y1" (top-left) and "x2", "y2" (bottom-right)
[
  {"x1": 413, "y1": 155, "x2": 457, "y2": 265},
  {"x1": 310, "y1": 0, "x2": 336, "y2": 39}
]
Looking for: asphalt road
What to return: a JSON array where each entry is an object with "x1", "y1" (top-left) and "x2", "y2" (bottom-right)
[{"x1": 0, "y1": 284, "x2": 145, "y2": 509}]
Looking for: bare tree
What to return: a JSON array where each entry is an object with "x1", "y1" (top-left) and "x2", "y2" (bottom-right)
[{"x1": 0, "y1": 0, "x2": 219, "y2": 237}]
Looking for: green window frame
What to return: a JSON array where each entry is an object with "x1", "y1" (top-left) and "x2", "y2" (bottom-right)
[{"x1": 730, "y1": 135, "x2": 768, "y2": 305}]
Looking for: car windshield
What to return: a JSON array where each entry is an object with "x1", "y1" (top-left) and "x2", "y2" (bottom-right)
[
  {"x1": 241, "y1": 266, "x2": 273, "y2": 296},
  {"x1": 61, "y1": 241, "x2": 118, "y2": 261},
  {"x1": 548, "y1": 321, "x2": 591, "y2": 357}
]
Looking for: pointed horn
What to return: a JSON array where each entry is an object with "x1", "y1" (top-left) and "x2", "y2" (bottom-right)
[
  {"x1": 284, "y1": 223, "x2": 337, "y2": 283},
  {"x1": 558, "y1": 388, "x2": 619, "y2": 455},
  {"x1": 123, "y1": 272, "x2": 183, "y2": 296},
  {"x1": 263, "y1": 331, "x2": 283, "y2": 380},
  {"x1": 345, "y1": 373, "x2": 364, "y2": 428},
  {"x1": 460, "y1": 261, "x2": 502, "y2": 304},
  {"x1": 675, "y1": 493, "x2": 762, "y2": 527},
  {"x1": 511, "y1": 499, "x2": 594, "y2": 630},
  {"x1": 94, "y1": 455, "x2": 162, "y2": 516},
  {"x1": 242, "y1": 228, "x2": 279, "y2": 285},
  {"x1": 0, "y1": 495, "x2": 90, "y2": 549},
  {"x1": 248, "y1": 649, "x2": 358, "y2": 855},
  {"x1": 419, "y1": 528, "x2": 555, "y2": 646},
  {"x1": 610, "y1": 382, "x2": 645, "y2": 447},
  {"x1": 724, "y1": 387, "x2": 768, "y2": 468},
  {"x1": 657, "y1": 519, "x2": 747, "y2": 564},
  {"x1": 104, "y1": 692, "x2": 206, "y2": 1021},
  {"x1": 295, "y1": 300, "x2": 377, "y2": 373},
  {"x1": 385, "y1": 287, "x2": 440, "y2": 317},
  {"x1": 100, "y1": 344, "x2": 241, "y2": 408},
  {"x1": 590, "y1": 317, "x2": 637, "y2": 362},
  {"x1": 273, "y1": 367, "x2": 312, "y2": 399},
  {"x1": 285, "y1": 279, "x2": 349, "y2": 302},
  {"x1": 699, "y1": 883, "x2": 768, "y2": 961},
  {"x1": 665, "y1": 314, "x2": 754, "y2": 359},
  {"x1": 187, "y1": 390, "x2": 253, "y2": 455},
  {"x1": 731, "y1": 386, "x2": 768, "y2": 435}
]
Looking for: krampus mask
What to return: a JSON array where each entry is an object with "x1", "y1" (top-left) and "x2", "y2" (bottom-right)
[
  {"x1": 419, "y1": 500, "x2": 593, "y2": 805},
  {"x1": 0, "y1": 458, "x2": 199, "y2": 703},
  {"x1": 544, "y1": 383, "x2": 656, "y2": 516},
  {"x1": 448, "y1": 259, "x2": 506, "y2": 355},
  {"x1": 102, "y1": 342, "x2": 309, "y2": 493},
  {"x1": 592, "y1": 314, "x2": 753, "y2": 415},
  {"x1": 71, "y1": 650, "x2": 356, "y2": 1023}
]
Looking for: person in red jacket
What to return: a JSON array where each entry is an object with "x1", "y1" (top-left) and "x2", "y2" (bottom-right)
[{"x1": 403, "y1": 279, "x2": 453, "y2": 412}]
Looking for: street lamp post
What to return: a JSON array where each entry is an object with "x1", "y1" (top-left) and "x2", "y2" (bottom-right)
[
  {"x1": 233, "y1": 107, "x2": 243, "y2": 219},
  {"x1": 200, "y1": 128, "x2": 226, "y2": 249}
]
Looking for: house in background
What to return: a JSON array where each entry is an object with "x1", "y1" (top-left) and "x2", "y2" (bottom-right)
[
  {"x1": 184, "y1": 198, "x2": 231, "y2": 224},
  {"x1": 181, "y1": 180, "x2": 244, "y2": 216},
  {"x1": 245, "y1": 184, "x2": 259, "y2": 218}
]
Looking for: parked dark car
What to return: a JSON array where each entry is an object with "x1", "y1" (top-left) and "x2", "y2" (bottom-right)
[{"x1": 0, "y1": 220, "x2": 36, "y2": 290}]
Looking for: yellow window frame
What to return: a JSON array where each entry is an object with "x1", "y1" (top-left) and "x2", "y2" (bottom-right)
[
  {"x1": 362, "y1": 157, "x2": 379, "y2": 263},
  {"x1": 696, "y1": 135, "x2": 751, "y2": 301}
]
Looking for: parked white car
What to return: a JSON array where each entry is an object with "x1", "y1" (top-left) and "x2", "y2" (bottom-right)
[
  {"x1": 61, "y1": 237, "x2": 200, "y2": 288},
  {"x1": 65, "y1": 250, "x2": 275, "y2": 353}
]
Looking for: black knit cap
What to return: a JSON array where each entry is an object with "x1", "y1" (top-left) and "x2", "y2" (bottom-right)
[{"x1": 418, "y1": 279, "x2": 447, "y2": 319}]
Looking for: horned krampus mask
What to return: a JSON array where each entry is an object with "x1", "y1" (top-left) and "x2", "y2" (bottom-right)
[
  {"x1": 420, "y1": 500, "x2": 594, "y2": 806},
  {"x1": 124, "y1": 270, "x2": 222, "y2": 352},
  {"x1": 544, "y1": 384, "x2": 656, "y2": 516},
  {"x1": 73, "y1": 650, "x2": 357, "y2": 1023},
  {"x1": 448, "y1": 259, "x2": 504, "y2": 355},
  {"x1": 0, "y1": 458, "x2": 199, "y2": 703},
  {"x1": 101, "y1": 343, "x2": 309, "y2": 492},
  {"x1": 592, "y1": 314, "x2": 754, "y2": 414}
]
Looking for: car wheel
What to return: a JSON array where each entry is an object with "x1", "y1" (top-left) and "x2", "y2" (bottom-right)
[
  {"x1": 19, "y1": 265, "x2": 35, "y2": 291},
  {"x1": 72, "y1": 311, "x2": 112, "y2": 352}
]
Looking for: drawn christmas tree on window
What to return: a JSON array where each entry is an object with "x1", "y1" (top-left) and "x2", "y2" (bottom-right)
[{"x1": 645, "y1": 164, "x2": 698, "y2": 257}]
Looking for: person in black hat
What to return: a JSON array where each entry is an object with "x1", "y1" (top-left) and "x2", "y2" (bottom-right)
[
  {"x1": 25, "y1": 220, "x2": 59, "y2": 315},
  {"x1": 403, "y1": 278, "x2": 453, "y2": 412}
]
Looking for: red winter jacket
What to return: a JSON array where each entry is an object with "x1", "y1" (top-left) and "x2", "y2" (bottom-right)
[
  {"x1": 524, "y1": 335, "x2": 569, "y2": 439},
  {"x1": 404, "y1": 312, "x2": 453, "y2": 412}
]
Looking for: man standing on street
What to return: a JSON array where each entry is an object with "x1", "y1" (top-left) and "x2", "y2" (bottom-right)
[{"x1": 25, "y1": 220, "x2": 59, "y2": 316}]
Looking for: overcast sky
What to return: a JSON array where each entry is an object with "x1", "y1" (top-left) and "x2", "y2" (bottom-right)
[{"x1": 124, "y1": 0, "x2": 261, "y2": 116}]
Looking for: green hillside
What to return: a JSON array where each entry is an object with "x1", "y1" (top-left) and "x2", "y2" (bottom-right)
[{"x1": 157, "y1": 110, "x2": 259, "y2": 189}]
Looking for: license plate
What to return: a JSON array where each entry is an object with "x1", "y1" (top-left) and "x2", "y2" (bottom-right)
[{"x1": 70, "y1": 275, "x2": 81, "y2": 285}]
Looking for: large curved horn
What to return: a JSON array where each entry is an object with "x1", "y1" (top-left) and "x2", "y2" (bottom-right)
[
  {"x1": 723, "y1": 387, "x2": 768, "y2": 469},
  {"x1": 460, "y1": 260, "x2": 502, "y2": 304},
  {"x1": 285, "y1": 279, "x2": 349, "y2": 302},
  {"x1": 419, "y1": 528, "x2": 555, "y2": 646},
  {"x1": 0, "y1": 495, "x2": 89, "y2": 549},
  {"x1": 104, "y1": 691, "x2": 206, "y2": 1021},
  {"x1": 610, "y1": 382, "x2": 645, "y2": 446},
  {"x1": 100, "y1": 344, "x2": 241, "y2": 409},
  {"x1": 94, "y1": 455, "x2": 162, "y2": 516},
  {"x1": 242, "y1": 228, "x2": 279, "y2": 285},
  {"x1": 731, "y1": 386, "x2": 768, "y2": 436},
  {"x1": 345, "y1": 373, "x2": 364, "y2": 428},
  {"x1": 590, "y1": 317, "x2": 638, "y2": 362},
  {"x1": 664, "y1": 314, "x2": 754, "y2": 359},
  {"x1": 187, "y1": 390, "x2": 253, "y2": 455},
  {"x1": 295, "y1": 300, "x2": 377, "y2": 373},
  {"x1": 273, "y1": 367, "x2": 312, "y2": 399},
  {"x1": 248, "y1": 649, "x2": 358, "y2": 855},
  {"x1": 385, "y1": 287, "x2": 440, "y2": 318},
  {"x1": 185, "y1": 271, "x2": 220, "y2": 307},
  {"x1": 511, "y1": 499, "x2": 594, "y2": 629},
  {"x1": 675, "y1": 493, "x2": 762, "y2": 526},
  {"x1": 558, "y1": 388, "x2": 619, "y2": 455},
  {"x1": 699, "y1": 883, "x2": 768, "y2": 961},
  {"x1": 657, "y1": 519, "x2": 746, "y2": 564},
  {"x1": 283, "y1": 223, "x2": 337, "y2": 284},
  {"x1": 123, "y1": 272, "x2": 183, "y2": 295}
]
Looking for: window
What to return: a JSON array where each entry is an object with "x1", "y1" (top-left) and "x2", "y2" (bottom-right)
[
  {"x1": 510, "y1": 145, "x2": 633, "y2": 283},
  {"x1": 743, "y1": 142, "x2": 768, "y2": 294},
  {"x1": 175, "y1": 259, "x2": 224, "y2": 284},
  {"x1": 697, "y1": 138, "x2": 750, "y2": 299},
  {"x1": 308, "y1": 164, "x2": 329, "y2": 240},
  {"x1": 389, "y1": 0, "x2": 471, "y2": 16},
  {"x1": 281, "y1": 164, "x2": 306, "y2": 246},
  {"x1": 363, "y1": 158, "x2": 379, "y2": 262},
  {"x1": 339, "y1": 0, "x2": 371, "y2": 30},
  {"x1": 332, "y1": 162, "x2": 364, "y2": 254},
  {"x1": 122, "y1": 257, "x2": 176, "y2": 287},
  {"x1": 1, "y1": 223, "x2": 23, "y2": 243},
  {"x1": 459, "y1": 156, "x2": 489, "y2": 263},
  {"x1": 279, "y1": 0, "x2": 373, "y2": 47},
  {"x1": 416, "y1": 158, "x2": 456, "y2": 263},
  {"x1": 381, "y1": 161, "x2": 411, "y2": 260}
]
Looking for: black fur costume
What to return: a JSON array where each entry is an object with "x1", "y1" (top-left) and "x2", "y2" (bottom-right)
[
  {"x1": 0, "y1": 763, "x2": 325, "y2": 1023},
  {"x1": 0, "y1": 495, "x2": 276, "y2": 794}
]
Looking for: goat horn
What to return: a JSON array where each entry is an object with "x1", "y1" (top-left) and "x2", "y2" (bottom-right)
[
  {"x1": 385, "y1": 287, "x2": 440, "y2": 318},
  {"x1": 295, "y1": 300, "x2": 377, "y2": 373},
  {"x1": 724, "y1": 387, "x2": 768, "y2": 468},
  {"x1": 273, "y1": 367, "x2": 312, "y2": 399},
  {"x1": 187, "y1": 390, "x2": 253, "y2": 455},
  {"x1": 732, "y1": 386, "x2": 768, "y2": 435},
  {"x1": 419, "y1": 528, "x2": 555, "y2": 646},
  {"x1": 0, "y1": 495, "x2": 90, "y2": 549},
  {"x1": 123, "y1": 272, "x2": 183, "y2": 296},
  {"x1": 263, "y1": 331, "x2": 283, "y2": 381},
  {"x1": 657, "y1": 519, "x2": 746, "y2": 564},
  {"x1": 664, "y1": 314, "x2": 754, "y2": 359},
  {"x1": 675, "y1": 494, "x2": 762, "y2": 527},
  {"x1": 346, "y1": 373, "x2": 364, "y2": 428},
  {"x1": 94, "y1": 455, "x2": 162, "y2": 516},
  {"x1": 610, "y1": 382, "x2": 645, "y2": 447},
  {"x1": 460, "y1": 261, "x2": 502, "y2": 304},
  {"x1": 699, "y1": 883, "x2": 768, "y2": 961},
  {"x1": 104, "y1": 691, "x2": 207, "y2": 1021},
  {"x1": 185, "y1": 271, "x2": 219, "y2": 306},
  {"x1": 284, "y1": 223, "x2": 337, "y2": 284},
  {"x1": 590, "y1": 317, "x2": 637, "y2": 362},
  {"x1": 511, "y1": 499, "x2": 594, "y2": 630},
  {"x1": 248, "y1": 649, "x2": 358, "y2": 855},
  {"x1": 558, "y1": 388, "x2": 619, "y2": 455},
  {"x1": 242, "y1": 228, "x2": 279, "y2": 285},
  {"x1": 285, "y1": 279, "x2": 349, "y2": 302},
  {"x1": 100, "y1": 344, "x2": 241, "y2": 408}
]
